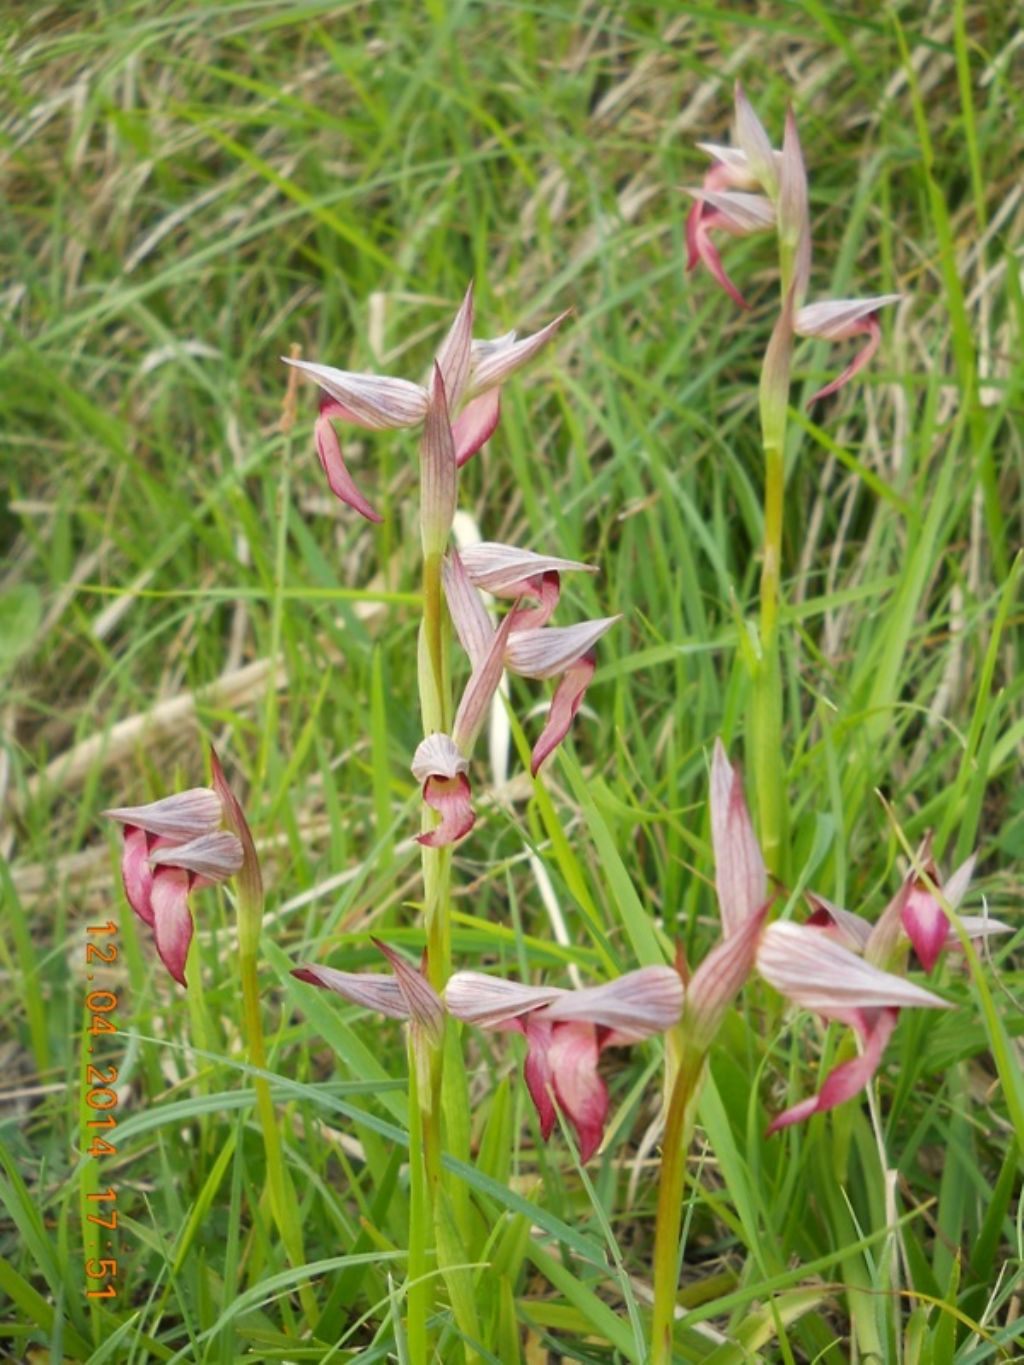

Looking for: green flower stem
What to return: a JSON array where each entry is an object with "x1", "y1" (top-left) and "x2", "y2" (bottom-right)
[
  {"x1": 750, "y1": 435, "x2": 787, "y2": 879},
  {"x1": 415, "y1": 534, "x2": 470, "y2": 1350},
  {"x1": 406, "y1": 1033, "x2": 434, "y2": 1362},
  {"x1": 239, "y1": 945, "x2": 319, "y2": 1329},
  {"x1": 750, "y1": 296, "x2": 794, "y2": 880},
  {"x1": 420, "y1": 546, "x2": 452, "y2": 991},
  {"x1": 650, "y1": 1036, "x2": 707, "y2": 1364}
]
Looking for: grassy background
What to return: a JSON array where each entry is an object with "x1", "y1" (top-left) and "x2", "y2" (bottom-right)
[{"x1": 2, "y1": 1, "x2": 1022, "y2": 1360}]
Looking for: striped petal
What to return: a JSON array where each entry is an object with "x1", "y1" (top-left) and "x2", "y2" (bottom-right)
[
  {"x1": 282, "y1": 359, "x2": 428, "y2": 428},
  {"x1": 434, "y1": 281, "x2": 474, "y2": 409},
  {"x1": 779, "y1": 109, "x2": 810, "y2": 305},
  {"x1": 757, "y1": 921, "x2": 951, "y2": 1017},
  {"x1": 291, "y1": 964, "x2": 410, "y2": 1019},
  {"x1": 148, "y1": 831, "x2": 244, "y2": 882},
  {"x1": 467, "y1": 311, "x2": 571, "y2": 397},
  {"x1": 445, "y1": 971, "x2": 566, "y2": 1028},
  {"x1": 795, "y1": 295, "x2": 902, "y2": 341},
  {"x1": 684, "y1": 189, "x2": 775, "y2": 234},
  {"x1": 804, "y1": 893, "x2": 873, "y2": 953},
  {"x1": 451, "y1": 608, "x2": 518, "y2": 753},
  {"x1": 104, "y1": 787, "x2": 222, "y2": 841},
  {"x1": 543, "y1": 966, "x2": 683, "y2": 1038},
  {"x1": 444, "y1": 549, "x2": 494, "y2": 668},
  {"x1": 505, "y1": 617, "x2": 619, "y2": 680},
  {"x1": 733, "y1": 82, "x2": 778, "y2": 197},
  {"x1": 372, "y1": 940, "x2": 445, "y2": 1043},
  {"x1": 420, "y1": 365, "x2": 457, "y2": 557},
  {"x1": 460, "y1": 543, "x2": 595, "y2": 596},
  {"x1": 685, "y1": 906, "x2": 767, "y2": 1049},
  {"x1": 709, "y1": 740, "x2": 767, "y2": 937}
]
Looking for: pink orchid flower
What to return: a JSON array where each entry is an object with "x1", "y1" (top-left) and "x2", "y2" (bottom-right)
[
  {"x1": 445, "y1": 546, "x2": 619, "y2": 776},
  {"x1": 701, "y1": 741, "x2": 966, "y2": 1132},
  {"x1": 807, "y1": 841, "x2": 1009, "y2": 975},
  {"x1": 104, "y1": 782, "x2": 245, "y2": 986},
  {"x1": 283, "y1": 284, "x2": 569, "y2": 522},
  {"x1": 446, "y1": 966, "x2": 684, "y2": 1162},
  {"x1": 684, "y1": 84, "x2": 782, "y2": 309},
  {"x1": 795, "y1": 295, "x2": 902, "y2": 403},
  {"x1": 410, "y1": 604, "x2": 519, "y2": 848},
  {"x1": 756, "y1": 921, "x2": 950, "y2": 1132},
  {"x1": 685, "y1": 185, "x2": 775, "y2": 310}
]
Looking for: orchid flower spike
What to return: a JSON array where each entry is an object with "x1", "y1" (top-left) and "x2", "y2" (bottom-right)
[
  {"x1": 104, "y1": 777, "x2": 248, "y2": 986},
  {"x1": 446, "y1": 966, "x2": 683, "y2": 1162},
  {"x1": 693, "y1": 742, "x2": 939, "y2": 1132},
  {"x1": 283, "y1": 285, "x2": 569, "y2": 521},
  {"x1": 445, "y1": 547, "x2": 619, "y2": 778},
  {"x1": 795, "y1": 295, "x2": 901, "y2": 404}
]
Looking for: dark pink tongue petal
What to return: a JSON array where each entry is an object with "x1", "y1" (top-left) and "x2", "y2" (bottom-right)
[
  {"x1": 693, "y1": 216, "x2": 750, "y2": 310},
  {"x1": 767, "y1": 1006, "x2": 898, "y2": 1134},
  {"x1": 508, "y1": 572, "x2": 561, "y2": 630},
  {"x1": 901, "y1": 883, "x2": 950, "y2": 975},
  {"x1": 521, "y1": 1016, "x2": 557, "y2": 1141},
  {"x1": 453, "y1": 388, "x2": 501, "y2": 467},
  {"x1": 530, "y1": 653, "x2": 596, "y2": 776},
  {"x1": 807, "y1": 315, "x2": 880, "y2": 405},
  {"x1": 121, "y1": 825, "x2": 155, "y2": 926},
  {"x1": 685, "y1": 199, "x2": 704, "y2": 272},
  {"x1": 314, "y1": 412, "x2": 382, "y2": 523},
  {"x1": 416, "y1": 772, "x2": 475, "y2": 848},
  {"x1": 548, "y1": 1021, "x2": 607, "y2": 1163},
  {"x1": 150, "y1": 866, "x2": 195, "y2": 987}
]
